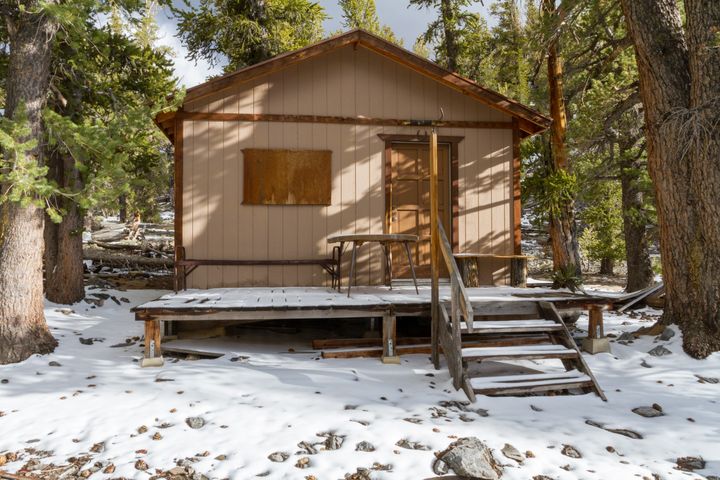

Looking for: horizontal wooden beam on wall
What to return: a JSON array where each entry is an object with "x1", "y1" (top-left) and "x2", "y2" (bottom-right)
[{"x1": 172, "y1": 111, "x2": 514, "y2": 130}]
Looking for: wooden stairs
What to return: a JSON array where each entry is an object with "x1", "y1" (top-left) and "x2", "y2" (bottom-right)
[{"x1": 437, "y1": 299, "x2": 606, "y2": 402}]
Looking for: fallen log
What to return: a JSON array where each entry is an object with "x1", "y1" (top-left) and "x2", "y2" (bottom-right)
[{"x1": 83, "y1": 247, "x2": 173, "y2": 268}]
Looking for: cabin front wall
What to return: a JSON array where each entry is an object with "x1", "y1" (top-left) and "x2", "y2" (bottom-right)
[{"x1": 180, "y1": 45, "x2": 515, "y2": 289}]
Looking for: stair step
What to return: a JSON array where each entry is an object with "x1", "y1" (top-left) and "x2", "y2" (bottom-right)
[
  {"x1": 462, "y1": 319, "x2": 562, "y2": 334},
  {"x1": 470, "y1": 370, "x2": 593, "y2": 395},
  {"x1": 461, "y1": 344, "x2": 578, "y2": 361}
]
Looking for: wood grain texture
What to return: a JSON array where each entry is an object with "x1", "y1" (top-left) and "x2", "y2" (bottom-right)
[{"x1": 242, "y1": 149, "x2": 332, "y2": 205}]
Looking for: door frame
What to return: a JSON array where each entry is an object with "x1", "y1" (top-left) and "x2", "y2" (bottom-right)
[{"x1": 378, "y1": 133, "x2": 464, "y2": 257}]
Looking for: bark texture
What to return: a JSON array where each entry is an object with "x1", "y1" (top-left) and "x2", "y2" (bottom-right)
[
  {"x1": 44, "y1": 151, "x2": 85, "y2": 305},
  {"x1": 621, "y1": 0, "x2": 720, "y2": 357},
  {"x1": 544, "y1": 0, "x2": 581, "y2": 278},
  {"x1": 440, "y1": 0, "x2": 459, "y2": 72},
  {"x1": 0, "y1": 1, "x2": 59, "y2": 363},
  {"x1": 619, "y1": 152, "x2": 654, "y2": 292}
]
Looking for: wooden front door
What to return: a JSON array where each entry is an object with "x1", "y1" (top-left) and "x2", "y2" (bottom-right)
[{"x1": 388, "y1": 142, "x2": 452, "y2": 278}]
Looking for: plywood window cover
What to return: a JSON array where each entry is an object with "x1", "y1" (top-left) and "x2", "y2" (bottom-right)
[{"x1": 242, "y1": 148, "x2": 332, "y2": 205}]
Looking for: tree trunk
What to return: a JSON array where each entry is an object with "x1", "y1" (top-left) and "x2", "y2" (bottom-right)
[
  {"x1": 621, "y1": 0, "x2": 720, "y2": 358},
  {"x1": 44, "y1": 151, "x2": 86, "y2": 305},
  {"x1": 544, "y1": 0, "x2": 581, "y2": 278},
  {"x1": 599, "y1": 257, "x2": 614, "y2": 275},
  {"x1": 0, "y1": 2, "x2": 59, "y2": 364},
  {"x1": 619, "y1": 151, "x2": 654, "y2": 292},
  {"x1": 440, "y1": 0, "x2": 459, "y2": 72}
]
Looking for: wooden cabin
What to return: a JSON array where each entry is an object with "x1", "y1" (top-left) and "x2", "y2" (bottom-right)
[{"x1": 155, "y1": 29, "x2": 551, "y2": 290}]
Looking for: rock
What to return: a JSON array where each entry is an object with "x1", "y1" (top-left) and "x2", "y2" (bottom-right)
[
  {"x1": 432, "y1": 458, "x2": 450, "y2": 475},
  {"x1": 295, "y1": 457, "x2": 310, "y2": 469},
  {"x1": 561, "y1": 445, "x2": 582, "y2": 458},
  {"x1": 84, "y1": 298, "x2": 104, "y2": 307},
  {"x1": 215, "y1": 455, "x2": 227, "y2": 461},
  {"x1": 632, "y1": 406, "x2": 664, "y2": 418},
  {"x1": 134, "y1": 460, "x2": 148, "y2": 471},
  {"x1": 617, "y1": 332, "x2": 635, "y2": 341},
  {"x1": 676, "y1": 456, "x2": 705, "y2": 471},
  {"x1": 648, "y1": 345, "x2": 672, "y2": 357},
  {"x1": 318, "y1": 431, "x2": 344, "y2": 450},
  {"x1": 48, "y1": 361, "x2": 62, "y2": 367},
  {"x1": 395, "y1": 439, "x2": 430, "y2": 451},
  {"x1": 0, "y1": 379, "x2": 7, "y2": 384},
  {"x1": 267, "y1": 452, "x2": 289, "y2": 463},
  {"x1": 695, "y1": 374, "x2": 719, "y2": 384},
  {"x1": 501, "y1": 443, "x2": 524, "y2": 463},
  {"x1": 659, "y1": 327, "x2": 675, "y2": 341},
  {"x1": 355, "y1": 441, "x2": 375, "y2": 452},
  {"x1": 0, "y1": 455, "x2": 6, "y2": 467},
  {"x1": 437, "y1": 437, "x2": 502, "y2": 480},
  {"x1": 344, "y1": 468, "x2": 372, "y2": 480},
  {"x1": 79, "y1": 338, "x2": 94, "y2": 345},
  {"x1": 640, "y1": 360, "x2": 653, "y2": 368},
  {"x1": 185, "y1": 417, "x2": 206, "y2": 429},
  {"x1": 89, "y1": 442, "x2": 104, "y2": 453},
  {"x1": 585, "y1": 420, "x2": 643, "y2": 439},
  {"x1": 137, "y1": 425, "x2": 148, "y2": 434},
  {"x1": 297, "y1": 441, "x2": 318, "y2": 455},
  {"x1": 532, "y1": 476, "x2": 554, "y2": 480},
  {"x1": 120, "y1": 297, "x2": 130, "y2": 303},
  {"x1": 167, "y1": 466, "x2": 186, "y2": 476},
  {"x1": 102, "y1": 464, "x2": 115, "y2": 474},
  {"x1": 530, "y1": 405, "x2": 543, "y2": 412},
  {"x1": 55, "y1": 308, "x2": 75, "y2": 315},
  {"x1": 403, "y1": 417, "x2": 422, "y2": 424},
  {"x1": 152, "y1": 432, "x2": 163, "y2": 440}
]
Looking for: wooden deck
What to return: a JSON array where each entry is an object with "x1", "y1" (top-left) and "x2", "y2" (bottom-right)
[{"x1": 132, "y1": 286, "x2": 610, "y2": 368}]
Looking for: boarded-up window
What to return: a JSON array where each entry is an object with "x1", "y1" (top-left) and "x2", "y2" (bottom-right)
[{"x1": 242, "y1": 149, "x2": 332, "y2": 205}]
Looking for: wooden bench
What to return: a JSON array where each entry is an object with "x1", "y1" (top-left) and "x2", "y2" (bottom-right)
[
  {"x1": 454, "y1": 253, "x2": 529, "y2": 287},
  {"x1": 174, "y1": 246, "x2": 340, "y2": 291}
]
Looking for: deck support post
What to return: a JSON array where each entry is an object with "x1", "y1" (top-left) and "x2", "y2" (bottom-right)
[
  {"x1": 381, "y1": 313, "x2": 400, "y2": 364},
  {"x1": 141, "y1": 319, "x2": 164, "y2": 367},
  {"x1": 582, "y1": 304, "x2": 611, "y2": 354},
  {"x1": 429, "y1": 130, "x2": 441, "y2": 369}
]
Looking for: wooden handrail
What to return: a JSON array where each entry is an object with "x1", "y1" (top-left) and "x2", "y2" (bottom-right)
[{"x1": 437, "y1": 223, "x2": 474, "y2": 333}]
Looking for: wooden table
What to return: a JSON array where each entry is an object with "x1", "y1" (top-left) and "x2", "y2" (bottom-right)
[{"x1": 328, "y1": 234, "x2": 419, "y2": 297}]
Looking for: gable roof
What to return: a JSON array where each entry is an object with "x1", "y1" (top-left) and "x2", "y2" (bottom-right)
[{"x1": 157, "y1": 29, "x2": 551, "y2": 140}]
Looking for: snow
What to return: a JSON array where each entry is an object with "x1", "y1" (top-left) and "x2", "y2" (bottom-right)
[{"x1": 1, "y1": 288, "x2": 719, "y2": 479}]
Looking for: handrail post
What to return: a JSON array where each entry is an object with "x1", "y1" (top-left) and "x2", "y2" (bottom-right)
[{"x1": 430, "y1": 130, "x2": 440, "y2": 369}]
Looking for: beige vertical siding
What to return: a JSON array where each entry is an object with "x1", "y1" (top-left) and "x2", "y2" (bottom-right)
[{"x1": 182, "y1": 44, "x2": 514, "y2": 288}]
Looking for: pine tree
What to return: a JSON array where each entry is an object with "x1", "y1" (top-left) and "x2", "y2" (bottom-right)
[{"x1": 338, "y1": 0, "x2": 400, "y2": 44}]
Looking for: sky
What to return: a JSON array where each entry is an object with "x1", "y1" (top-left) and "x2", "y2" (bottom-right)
[{"x1": 155, "y1": 0, "x2": 492, "y2": 88}]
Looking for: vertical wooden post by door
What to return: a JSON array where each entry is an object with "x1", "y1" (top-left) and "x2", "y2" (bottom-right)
[{"x1": 430, "y1": 131, "x2": 440, "y2": 368}]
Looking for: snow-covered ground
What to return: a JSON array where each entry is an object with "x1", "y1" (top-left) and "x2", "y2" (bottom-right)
[{"x1": 1, "y1": 288, "x2": 719, "y2": 479}]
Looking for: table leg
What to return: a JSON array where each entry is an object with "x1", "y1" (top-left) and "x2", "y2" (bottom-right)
[
  {"x1": 347, "y1": 242, "x2": 358, "y2": 298},
  {"x1": 336, "y1": 242, "x2": 345, "y2": 292},
  {"x1": 402, "y1": 241, "x2": 419, "y2": 294},
  {"x1": 381, "y1": 243, "x2": 392, "y2": 288}
]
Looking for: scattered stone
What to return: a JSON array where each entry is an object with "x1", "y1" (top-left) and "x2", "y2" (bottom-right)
[
  {"x1": 134, "y1": 460, "x2": 148, "y2": 471},
  {"x1": 215, "y1": 455, "x2": 227, "y2": 461},
  {"x1": 120, "y1": 297, "x2": 130, "y2": 303},
  {"x1": 648, "y1": 345, "x2": 672, "y2": 357},
  {"x1": 640, "y1": 360, "x2": 653, "y2": 368},
  {"x1": 297, "y1": 441, "x2": 318, "y2": 455},
  {"x1": 501, "y1": 443, "x2": 524, "y2": 463},
  {"x1": 561, "y1": 445, "x2": 582, "y2": 459},
  {"x1": 89, "y1": 443, "x2": 104, "y2": 453},
  {"x1": 110, "y1": 339, "x2": 136, "y2": 348},
  {"x1": 295, "y1": 457, "x2": 310, "y2": 469},
  {"x1": 318, "y1": 432, "x2": 344, "y2": 450},
  {"x1": 350, "y1": 419, "x2": 369, "y2": 426},
  {"x1": 79, "y1": 338, "x2": 94, "y2": 345},
  {"x1": 137, "y1": 425, "x2": 148, "y2": 434},
  {"x1": 530, "y1": 405, "x2": 543, "y2": 412},
  {"x1": 403, "y1": 417, "x2": 422, "y2": 424},
  {"x1": 355, "y1": 441, "x2": 375, "y2": 452},
  {"x1": 230, "y1": 356, "x2": 249, "y2": 363},
  {"x1": 525, "y1": 451, "x2": 535, "y2": 458},
  {"x1": 632, "y1": 406, "x2": 664, "y2": 418},
  {"x1": 676, "y1": 456, "x2": 705, "y2": 471},
  {"x1": 371, "y1": 462, "x2": 392, "y2": 471},
  {"x1": 659, "y1": 327, "x2": 675, "y2": 341},
  {"x1": 532, "y1": 476, "x2": 554, "y2": 480},
  {"x1": 102, "y1": 464, "x2": 115, "y2": 474},
  {"x1": 585, "y1": 420, "x2": 643, "y2": 439},
  {"x1": 344, "y1": 468, "x2": 372, "y2": 480},
  {"x1": 84, "y1": 298, "x2": 104, "y2": 307},
  {"x1": 0, "y1": 379, "x2": 7, "y2": 384},
  {"x1": 152, "y1": 432, "x2": 163, "y2": 441},
  {"x1": 395, "y1": 439, "x2": 430, "y2": 451},
  {"x1": 435, "y1": 437, "x2": 502, "y2": 480},
  {"x1": 48, "y1": 361, "x2": 62, "y2": 367},
  {"x1": 617, "y1": 332, "x2": 635, "y2": 342},
  {"x1": 55, "y1": 308, "x2": 75, "y2": 315},
  {"x1": 695, "y1": 374, "x2": 719, "y2": 384},
  {"x1": 185, "y1": 417, "x2": 205, "y2": 429},
  {"x1": 0, "y1": 455, "x2": 6, "y2": 467}
]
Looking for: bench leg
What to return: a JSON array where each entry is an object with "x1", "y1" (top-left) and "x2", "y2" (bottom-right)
[
  {"x1": 582, "y1": 305, "x2": 611, "y2": 354},
  {"x1": 382, "y1": 314, "x2": 400, "y2": 364},
  {"x1": 141, "y1": 319, "x2": 164, "y2": 367},
  {"x1": 402, "y1": 241, "x2": 419, "y2": 294}
]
